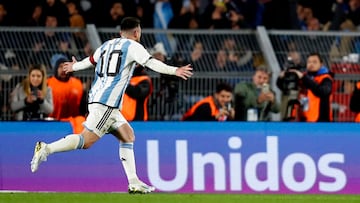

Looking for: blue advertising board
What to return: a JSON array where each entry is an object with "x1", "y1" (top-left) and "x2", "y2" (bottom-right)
[{"x1": 0, "y1": 121, "x2": 359, "y2": 193}]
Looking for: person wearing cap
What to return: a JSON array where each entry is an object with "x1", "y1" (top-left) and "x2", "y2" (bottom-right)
[{"x1": 47, "y1": 54, "x2": 85, "y2": 133}]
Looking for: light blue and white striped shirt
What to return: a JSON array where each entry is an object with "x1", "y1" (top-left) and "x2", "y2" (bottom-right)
[{"x1": 83, "y1": 37, "x2": 177, "y2": 109}]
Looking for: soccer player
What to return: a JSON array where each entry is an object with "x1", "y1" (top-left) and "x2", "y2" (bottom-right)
[{"x1": 30, "y1": 17, "x2": 193, "y2": 194}]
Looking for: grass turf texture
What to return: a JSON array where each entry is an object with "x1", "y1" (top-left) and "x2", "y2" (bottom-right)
[{"x1": 1, "y1": 193, "x2": 360, "y2": 203}]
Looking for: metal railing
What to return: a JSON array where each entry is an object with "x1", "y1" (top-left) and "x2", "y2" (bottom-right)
[{"x1": 0, "y1": 26, "x2": 359, "y2": 121}]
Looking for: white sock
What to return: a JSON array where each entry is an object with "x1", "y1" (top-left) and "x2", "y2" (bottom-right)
[
  {"x1": 47, "y1": 134, "x2": 84, "y2": 154},
  {"x1": 119, "y1": 142, "x2": 139, "y2": 184}
]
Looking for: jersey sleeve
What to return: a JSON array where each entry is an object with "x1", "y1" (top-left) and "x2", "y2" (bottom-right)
[
  {"x1": 92, "y1": 44, "x2": 103, "y2": 64},
  {"x1": 128, "y1": 41, "x2": 152, "y2": 66}
]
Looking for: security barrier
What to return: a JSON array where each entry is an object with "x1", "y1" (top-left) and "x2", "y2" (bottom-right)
[{"x1": 0, "y1": 27, "x2": 359, "y2": 121}]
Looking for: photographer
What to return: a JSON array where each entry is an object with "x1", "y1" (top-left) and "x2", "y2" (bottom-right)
[
  {"x1": 149, "y1": 42, "x2": 181, "y2": 120},
  {"x1": 277, "y1": 52, "x2": 333, "y2": 122},
  {"x1": 276, "y1": 55, "x2": 304, "y2": 121}
]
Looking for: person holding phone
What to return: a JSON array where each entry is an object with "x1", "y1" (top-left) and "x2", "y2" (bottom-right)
[
  {"x1": 182, "y1": 82, "x2": 235, "y2": 121},
  {"x1": 10, "y1": 64, "x2": 53, "y2": 121},
  {"x1": 234, "y1": 65, "x2": 280, "y2": 121}
]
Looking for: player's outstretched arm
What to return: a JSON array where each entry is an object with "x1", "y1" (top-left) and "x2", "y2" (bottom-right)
[
  {"x1": 64, "y1": 56, "x2": 94, "y2": 74},
  {"x1": 175, "y1": 64, "x2": 193, "y2": 80},
  {"x1": 143, "y1": 58, "x2": 193, "y2": 79}
]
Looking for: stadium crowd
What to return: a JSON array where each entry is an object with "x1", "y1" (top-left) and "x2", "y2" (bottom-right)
[
  {"x1": 0, "y1": 0, "x2": 360, "y2": 123},
  {"x1": 0, "y1": 0, "x2": 359, "y2": 31}
]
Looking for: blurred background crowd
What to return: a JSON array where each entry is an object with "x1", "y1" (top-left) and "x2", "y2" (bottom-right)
[
  {"x1": 0, "y1": 0, "x2": 360, "y2": 124},
  {"x1": 0, "y1": 0, "x2": 359, "y2": 31}
]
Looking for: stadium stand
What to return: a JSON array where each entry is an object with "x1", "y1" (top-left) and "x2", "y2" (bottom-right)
[
  {"x1": 1, "y1": 26, "x2": 359, "y2": 121},
  {"x1": 0, "y1": 0, "x2": 359, "y2": 121}
]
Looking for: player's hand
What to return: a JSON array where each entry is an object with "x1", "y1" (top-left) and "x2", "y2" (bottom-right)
[
  {"x1": 176, "y1": 64, "x2": 193, "y2": 80},
  {"x1": 63, "y1": 56, "x2": 77, "y2": 74}
]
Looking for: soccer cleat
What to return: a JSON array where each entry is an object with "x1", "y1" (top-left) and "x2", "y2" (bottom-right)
[
  {"x1": 128, "y1": 181, "x2": 155, "y2": 194},
  {"x1": 30, "y1": 142, "x2": 48, "y2": 173}
]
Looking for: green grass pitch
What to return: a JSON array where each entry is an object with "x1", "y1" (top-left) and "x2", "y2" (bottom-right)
[{"x1": 1, "y1": 193, "x2": 360, "y2": 203}]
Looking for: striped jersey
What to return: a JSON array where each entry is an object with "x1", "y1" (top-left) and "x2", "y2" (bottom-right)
[{"x1": 88, "y1": 37, "x2": 152, "y2": 108}]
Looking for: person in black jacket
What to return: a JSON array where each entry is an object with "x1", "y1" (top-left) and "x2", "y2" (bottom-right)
[
  {"x1": 121, "y1": 65, "x2": 153, "y2": 121},
  {"x1": 350, "y1": 81, "x2": 360, "y2": 122}
]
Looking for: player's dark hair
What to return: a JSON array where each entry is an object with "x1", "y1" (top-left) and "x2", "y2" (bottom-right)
[
  {"x1": 307, "y1": 52, "x2": 323, "y2": 63},
  {"x1": 120, "y1": 17, "x2": 141, "y2": 31},
  {"x1": 216, "y1": 82, "x2": 233, "y2": 93}
]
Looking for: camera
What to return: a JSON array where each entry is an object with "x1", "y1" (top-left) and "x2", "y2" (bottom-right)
[
  {"x1": 279, "y1": 57, "x2": 303, "y2": 95},
  {"x1": 160, "y1": 74, "x2": 179, "y2": 102}
]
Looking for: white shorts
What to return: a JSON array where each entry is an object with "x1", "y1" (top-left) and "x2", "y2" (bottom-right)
[{"x1": 84, "y1": 103, "x2": 128, "y2": 137}]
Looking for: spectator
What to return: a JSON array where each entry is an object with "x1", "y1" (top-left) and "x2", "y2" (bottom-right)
[
  {"x1": 0, "y1": 2, "x2": 11, "y2": 26},
  {"x1": 234, "y1": 65, "x2": 280, "y2": 121},
  {"x1": 9, "y1": 64, "x2": 53, "y2": 121},
  {"x1": 78, "y1": 0, "x2": 97, "y2": 24},
  {"x1": 214, "y1": 49, "x2": 228, "y2": 71},
  {"x1": 296, "y1": 3, "x2": 316, "y2": 30},
  {"x1": 217, "y1": 37, "x2": 253, "y2": 72},
  {"x1": 28, "y1": 14, "x2": 73, "y2": 67},
  {"x1": 77, "y1": 39, "x2": 93, "y2": 59},
  {"x1": 25, "y1": 4, "x2": 44, "y2": 26},
  {"x1": 100, "y1": 1, "x2": 126, "y2": 28},
  {"x1": 135, "y1": 0, "x2": 154, "y2": 28},
  {"x1": 66, "y1": 1, "x2": 85, "y2": 29},
  {"x1": 306, "y1": 17, "x2": 322, "y2": 31},
  {"x1": 168, "y1": 0, "x2": 200, "y2": 29},
  {"x1": 329, "y1": 0, "x2": 360, "y2": 31},
  {"x1": 200, "y1": 0, "x2": 231, "y2": 29},
  {"x1": 350, "y1": 81, "x2": 360, "y2": 122},
  {"x1": 42, "y1": 0, "x2": 70, "y2": 26},
  {"x1": 0, "y1": 50, "x2": 24, "y2": 120},
  {"x1": 65, "y1": 0, "x2": 87, "y2": 55},
  {"x1": 182, "y1": 82, "x2": 235, "y2": 121},
  {"x1": 121, "y1": 65, "x2": 153, "y2": 121},
  {"x1": 47, "y1": 54, "x2": 85, "y2": 133},
  {"x1": 98, "y1": 0, "x2": 136, "y2": 28},
  {"x1": 187, "y1": 40, "x2": 207, "y2": 71},
  {"x1": 278, "y1": 52, "x2": 334, "y2": 122}
]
